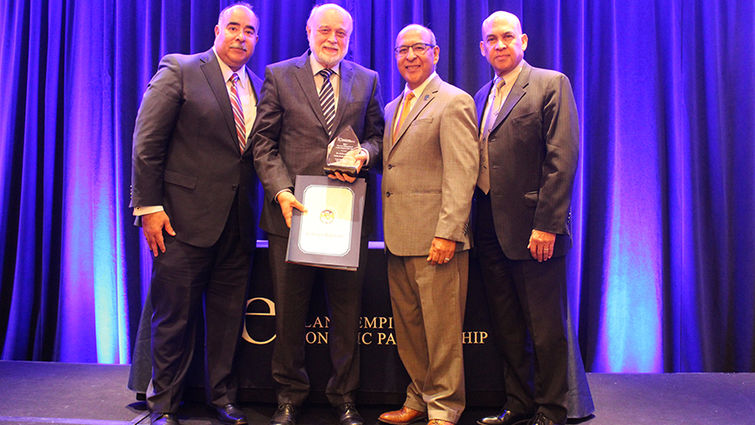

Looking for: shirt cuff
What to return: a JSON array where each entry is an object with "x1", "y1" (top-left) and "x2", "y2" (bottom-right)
[
  {"x1": 274, "y1": 189, "x2": 293, "y2": 204},
  {"x1": 133, "y1": 205, "x2": 164, "y2": 216}
]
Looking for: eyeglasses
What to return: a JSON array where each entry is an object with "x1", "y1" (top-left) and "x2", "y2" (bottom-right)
[{"x1": 394, "y1": 43, "x2": 435, "y2": 57}]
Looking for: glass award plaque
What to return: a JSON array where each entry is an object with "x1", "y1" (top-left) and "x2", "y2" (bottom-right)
[{"x1": 324, "y1": 126, "x2": 362, "y2": 178}]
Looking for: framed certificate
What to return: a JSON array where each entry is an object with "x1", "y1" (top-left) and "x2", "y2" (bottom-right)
[{"x1": 285, "y1": 175, "x2": 366, "y2": 270}]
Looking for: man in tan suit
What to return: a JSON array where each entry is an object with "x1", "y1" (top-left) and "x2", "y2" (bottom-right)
[{"x1": 378, "y1": 24, "x2": 479, "y2": 425}]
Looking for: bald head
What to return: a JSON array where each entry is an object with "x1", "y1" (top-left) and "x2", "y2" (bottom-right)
[
  {"x1": 481, "y1": 11, "x2": 522, "y2": 40},
  {"x1": 396, "y1": 24, "x2": 437, "y2": 46},
  {"x1": 480, "y1": 11, "x2": 527, "y2": 76}
]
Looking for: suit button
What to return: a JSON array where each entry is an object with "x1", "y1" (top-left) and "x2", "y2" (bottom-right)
[
  {"x1": 387, "y1": 164, "x2": 393, "y2": 169},
  {"x1": 386, "y1": 192, "x2": 391, "y2": 197},
  {"x1": 232, "y1": 184, "x2": 238, "y2": 190}
]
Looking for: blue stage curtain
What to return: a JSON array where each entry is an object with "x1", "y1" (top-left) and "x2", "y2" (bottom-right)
[{"x1": 0, "y1": 0, "x2": 752, "y2": 372}]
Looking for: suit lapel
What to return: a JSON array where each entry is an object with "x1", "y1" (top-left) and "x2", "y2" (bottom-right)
[
  {"x1": 247, "y1": 67, "x2": 262, "y2": 102},
  {"x1": 238, "y1": 67, "x2": 265, "y2": 155},
  {"x1": 475, "y1": 80, "x2": 494, "y2": 128},
  {"x1": 200, "y1": 49, "x2": 237, "y2": 148},
  {"x1": 384, "y1": 98, "x2": 399, "y2": 153},
  {"x1": 293, "y1": 52, "x2": 331, "y2": 137},
  {"x1": 491, "y1": 62, "x2": 531, "y2": 132},
  {"x1": 331, "y1": 60, "x2": 354, "y2": 136},
  {"x1": 389, "y1": 75, "x2": 440, "y2": 155}
]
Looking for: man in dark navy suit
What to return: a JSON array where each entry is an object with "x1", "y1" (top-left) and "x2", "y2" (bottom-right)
[
  {"x1": 130, "y1": 3, "x2": 262, "y2": 425},
  {"x1": 473, "y1": 11, "x2": 579, "y2": 425}
]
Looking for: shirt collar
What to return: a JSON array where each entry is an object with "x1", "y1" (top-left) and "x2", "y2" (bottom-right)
[
  {"x1": 403, "y1": 72, "x2": 438, "y2": 99},
  {"x1": 213, "y1": 47, "x2": 248, "y2": 89},
  {"x1": 309, "y1": 53, "x2": 341, "y2": 78},
  {"x1": 496, "y1": 62, "x2": 524, "y2": 89}
]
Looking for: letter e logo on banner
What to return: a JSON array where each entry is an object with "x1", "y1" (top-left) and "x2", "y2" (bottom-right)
[{"x1": 242, "y1": 297, "x2": 276, "y2": 345}]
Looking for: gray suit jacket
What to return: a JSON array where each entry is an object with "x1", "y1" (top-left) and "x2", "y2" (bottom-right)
[
  {"x1": 130, "y1": 49, "x2": 263, "y2": 248},
  {"x1": 251, "y1": 52, "x2": 385, "y2": 238},
  {"x1": 473, "y1": 61, "x2": 579, "y2": 260},
  {"x1": 382, "y1": 75, "x2": 479, "y2": 256}
]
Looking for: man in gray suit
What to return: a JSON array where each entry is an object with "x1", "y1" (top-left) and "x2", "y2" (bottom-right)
[
  {"x1": 378, "y1": 24, "x2": 478, "y2": 425},
  {"x1": 473, "y1": 11, "x2": 579, "y2": 425},
  {"x1": 130, "y1": 3, "x2": 262, "y2": 425},
  {"x1": 251, "y1": 4, "x2": 384, "y2": 425}
]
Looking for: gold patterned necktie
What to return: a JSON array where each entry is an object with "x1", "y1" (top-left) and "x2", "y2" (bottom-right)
[
  {"x1": 393, "y1": 92, "x2": 415, "y2": 143},
  {"x1": 477, "y1": 78, "x2": 506, "y2": 193}
]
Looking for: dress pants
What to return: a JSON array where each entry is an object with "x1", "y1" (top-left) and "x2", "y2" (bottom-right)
[
  {"x1": 148, "y1": 202, "x2": 251, "y2": 414},
  {"x1": 475, "y1": 194, "x2": 568, "y2": 423},
  {"x1": 267, "y1": 234, "x2": 367, "y2": 407},
  {"x1": 128, "y1": 288, "x2": 153, "y2": 394},
  {"x1": 387, "y1": 251, "x2": 468, "y2": 424}
]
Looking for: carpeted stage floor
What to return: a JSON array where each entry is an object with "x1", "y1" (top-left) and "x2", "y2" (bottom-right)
[{"x1": 0, "y1": 361, "x2": 753, "y2": 425}]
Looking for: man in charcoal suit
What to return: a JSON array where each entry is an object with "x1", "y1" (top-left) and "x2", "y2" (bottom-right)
[
  {"x1": 130, "y1": 4, "x2": 262, "y2": 424},
  {"x1": 250, "y1": 4, "x2": 384, "y2": 425},
  {"x1": 473, "y1": 11, "x2": 579, "y2": 425}
]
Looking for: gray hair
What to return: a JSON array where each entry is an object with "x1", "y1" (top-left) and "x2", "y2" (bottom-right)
[{"x1": 306, "y1": 3, "x2": 353, "y2": 34}]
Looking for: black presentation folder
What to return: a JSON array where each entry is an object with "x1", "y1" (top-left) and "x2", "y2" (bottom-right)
[{"x1": 285, "y1": 175, "x2": 366, "y2": 270}]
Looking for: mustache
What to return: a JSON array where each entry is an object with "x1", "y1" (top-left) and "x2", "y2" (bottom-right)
[{"x1": 230, "y1": 43, "x2": 247, "y2": 51}]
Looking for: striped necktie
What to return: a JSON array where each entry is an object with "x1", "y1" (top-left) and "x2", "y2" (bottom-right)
[
  {"x1": 318, "y1": 68, "x2": 336, "y2": 135},
  {"x1": 229, "y1": 73, "x2": 246, "y2": 152}
]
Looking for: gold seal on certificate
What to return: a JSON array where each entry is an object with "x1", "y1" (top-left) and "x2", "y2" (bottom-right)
[{"x1": 324, "y1": 126, "x2": 362, "y2": 178}]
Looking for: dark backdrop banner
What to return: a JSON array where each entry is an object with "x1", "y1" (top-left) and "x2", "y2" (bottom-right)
[{"x1": 0, "y1": 0, "x2": 753, "y2": 372}]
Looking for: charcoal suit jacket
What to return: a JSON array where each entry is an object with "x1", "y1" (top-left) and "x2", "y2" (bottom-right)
[
  {"x1": 251, "y1": 51, "x2": 384, "y2": 238},
  {"x1": 473, "y1": 61, "x2": 579, "y2": 260}
]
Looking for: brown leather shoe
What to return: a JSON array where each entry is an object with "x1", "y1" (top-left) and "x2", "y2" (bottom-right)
[
  {"x1": 428, "y1": 420, "x2": 454, "y2": 425},
  {"x1": 378, "y1": 406, "x2": 426, "y2": 425}
]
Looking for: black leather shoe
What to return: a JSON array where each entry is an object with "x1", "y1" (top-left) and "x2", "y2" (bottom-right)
[
  {"x1": 151, "y1": 412, "x2": 180, "y2": 425},
  {"x1": 527, "y1": 412, "x2": 564, "y2": 425},
  {"x1": 336, "y1": 403, "x2": 364, "y2": 425},
  {"x1": 477, "y1": 410, "x2": 529, "y2": 425},
  {"x1": 270, "y1": 403, "x2": 297, "y2": 425},
  {"x1": 216, "y1": 403, "x2": 248, "y2": 425}
]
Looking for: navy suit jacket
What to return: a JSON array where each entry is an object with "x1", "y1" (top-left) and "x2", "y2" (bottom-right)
[
  {"x1": 251, "y1": 51, "x2": 385, "y2": 238},
  {"x1": 131, "y1": 48, "x2": 263, "y2": 248},
  {"x1": 474, "y1": 61, "x2": 579, "y2": 260}
]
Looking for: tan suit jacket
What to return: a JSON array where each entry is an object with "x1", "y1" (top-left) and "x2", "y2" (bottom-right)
[
  {"x1": 381, "y1": 75, "x2": 478, "y2": 422},
  {"x1": 382, "y1": 75, "x2": 479, "y2": 255}
]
